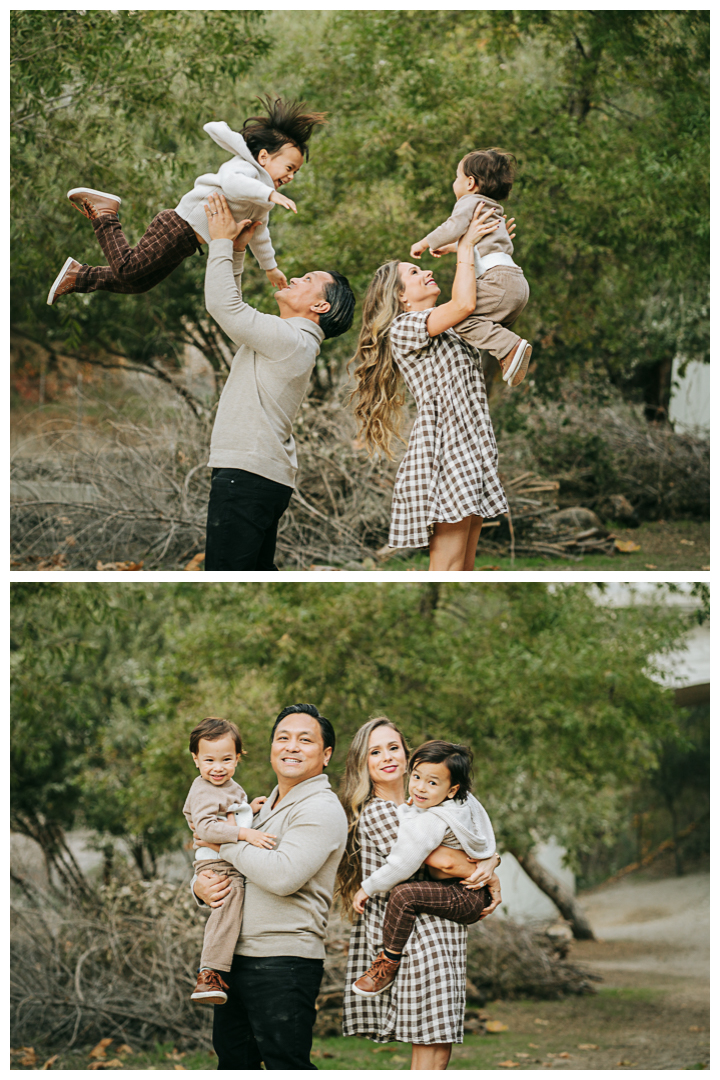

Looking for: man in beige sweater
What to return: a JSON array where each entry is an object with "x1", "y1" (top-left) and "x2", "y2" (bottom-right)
[
  {"x1": 202, "y1": 193, "x2": 355, "y2": 570},
  {"x1": 192, "y1": 703, "x2": 348, "y2": 1070}
]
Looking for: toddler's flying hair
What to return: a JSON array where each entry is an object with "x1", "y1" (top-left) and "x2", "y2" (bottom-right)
[{"x1": 242, "y1": 94, "x2": 328, "y2": 161}]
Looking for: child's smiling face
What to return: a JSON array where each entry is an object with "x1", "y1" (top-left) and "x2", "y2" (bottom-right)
[
  {"x1": 408, "y1": 761, "x2": 459, "y2": 809},
  {"x1": 453, "y1": 160, "x2": 478, "y2": 200},
  {"x1": 258, "y1": 143, "x2": 304, "y2": 188},
  {"x1": 192, "y1": 734, "x2": 242, "y2": 786}
]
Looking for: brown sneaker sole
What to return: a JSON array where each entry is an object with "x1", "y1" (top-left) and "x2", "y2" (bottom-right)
[{"x1": 191, "y1": 989, "x2": 227, "y2": 1006}]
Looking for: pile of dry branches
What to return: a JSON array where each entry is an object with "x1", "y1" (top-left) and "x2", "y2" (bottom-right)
[
  {"x1": 11, "y1": 878, "x2": 598, "y2": 1053},
  {"x1": 11, "y1": 879, "x2": 213, "y2": 1052},
  {"x1": 10, "y1": 382, "x2": 709, "y2": 569}
]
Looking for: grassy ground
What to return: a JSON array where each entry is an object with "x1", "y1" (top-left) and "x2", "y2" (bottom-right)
[
  {"x1": 11, "y1": 986, "x2": 709, "y2": 1070},
  {"x1": 378, "y1": 520, "x2": 710, "y2": 573}
]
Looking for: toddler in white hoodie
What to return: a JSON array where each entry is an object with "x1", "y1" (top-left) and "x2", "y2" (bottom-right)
[
  {"x1": 351, "y1": 740, "x2": 498, "y2": 998},
  {"x1": 47, "y1": 95, "x2": 326, "y2": 304}
]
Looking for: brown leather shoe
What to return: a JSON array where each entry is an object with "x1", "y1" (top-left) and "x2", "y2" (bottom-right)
[
  {"x1": 47, "y1": 257, "x2": 81, "y2": 305},
  {"x1": 190, "y1": 969, "x2": 229, "y2": 1006},
  {"x1": 352, "y1": 951, "x2": 401, "y2": 997},
  {"x1": 500, "y1": 339, "x2": 532, "y2": 387},
  {"x1": 67, "y1": 187, "x2": 122, "y2": 219}
]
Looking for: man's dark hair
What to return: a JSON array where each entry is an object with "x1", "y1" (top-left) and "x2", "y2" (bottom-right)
[
  {"x1": 461, "y1": 148, "x2": 516, "y2": 201},
  {"x1": 242, "y1": 95, "x2": 328, "y2": 162},
  {"x1": 319, "y1": 271, "x2": 355, "y2": 339},
  {"x1": 189, "y1": 716, "x2": 244, "y2": 756},
  {"x1": 408, "y1": 740, "x2": 473, "y2": 803},
  {"x1": 271, "y1": 703, "x2": 336, "y2": 757}
]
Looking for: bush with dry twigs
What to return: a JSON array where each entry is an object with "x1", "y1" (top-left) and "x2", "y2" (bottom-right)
[{"x1": 10, "y1": 379, "x2": 709, "y2": 569}]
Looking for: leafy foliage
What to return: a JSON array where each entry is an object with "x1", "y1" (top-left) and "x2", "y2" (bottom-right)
[
  {"x1": 11, "y1": 583, "x2": 695, "y2": 880},
  {"x1": 11, "y1": 11, "x2": 709, "y2": 409}
]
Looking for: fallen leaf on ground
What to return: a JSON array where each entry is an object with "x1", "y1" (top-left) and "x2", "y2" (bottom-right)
[
  {"x1": 183, "y1": 552, "x2": 205, "y2": 571},
  {"x1": 486, "y1": 1020, "x2": 510, "y2": 1033},
  {"x1": 90, "y1": 1040, "x2": 113, "y2": 1060},
  {"x1": 616, "y1": 1061, "x2": 637, "y2": 1068},
  {"x1": 615, "y1": 539, "x2": 641, "y2": 553},
  {"x1": 372, "y1": 1046, "x2": 399, "y2": 1053},
  {"x1": 174, "y1": 1067, "x2": 186, "y2": 1071},
  {"x1": 515, "y1": 1052, "x2": 530, "y2": 1058},
  {"x1": 477, "y1": 565, "x2": 501, "y2": 570},
  {"x1": 679, "y1": 539, "x2": 695, "y2": 546},
  {"x1": 116, "y1": 1046, "x2": 134, "y2": 1056},
  {"x1": 702, "y1": 565, "x2": 710, "y2": 570},
  {"x1": 534, "y1": 1018, "x2": 550, "y2": 1026},
  {"x1": 689, "y1": 1026, "x2": 705, "y2": 1032},
  {"x1": 165, "y1": 1051, "x2": 186, "y2": 1061},
  {"x1": 17, "y1": 1048, "x2": 38, "y2": 1066},
  {"x1": 578, "y1": 1044, "x2": 599, "y2": 1050},
  {"x1": 391, "y1": 1055, "x2": 408, "y2": 1064},
  {"x1": 644, "y1": 564, "x2": 658, "y2": 569},
  {"x1": 41, "y1": 1056, "x2": 59, "y2": 1070},
  {"x1": 89, "y1": 1061, "x2": 124, "y2": 1070},
  {"x1": 558, "y1": 1052, "x2": 572, "y2": 1058},
  {"x1": 528, "y1": 1043, "x2": 540, "y2": 1049},
  {"x1": 497, "y1": 1061, "x2": 519, "y2": 1068}
]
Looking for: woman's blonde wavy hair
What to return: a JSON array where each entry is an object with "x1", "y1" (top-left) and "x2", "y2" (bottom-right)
[
  {"x1": 348, "y1": 261, "x2": 408, "y2": 459},
  {"x1": 335, "y1": 716, "x2": 410, "y2": 918}
]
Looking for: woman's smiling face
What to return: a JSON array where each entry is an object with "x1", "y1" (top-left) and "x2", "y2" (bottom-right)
[
  {"x1": 398, "y1": 261, "x2": 441, "y2": 310},
  {"x1": 367, "y1": 724, "x2": 407, "y2": 788}
]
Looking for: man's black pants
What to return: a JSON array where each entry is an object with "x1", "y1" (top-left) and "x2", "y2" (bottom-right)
[
  {"x1": 204, "y1": 468, "x2": 293, "y2": 571},
  {"x1": 212, "y1": 954, "x2": 324, "y2": 1069}
]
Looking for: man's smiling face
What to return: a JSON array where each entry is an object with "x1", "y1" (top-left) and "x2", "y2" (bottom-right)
[{"x1": 270, "y1": 712, "x2": 332, "y2": 787}]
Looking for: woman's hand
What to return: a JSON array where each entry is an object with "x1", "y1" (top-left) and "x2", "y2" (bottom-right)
[
  {"x1": 352, "y1": 887, "x2": 370, "y2": 915},
  {"x1": 250, "y1": 796, "x2": 267, "y2": 814},
  {"x1": 194, "y1": 868, "x2": 231, "y2": 908},
  {"x1": 478, "y1": 872, "x2": 502, "y2": 919},
  {"x1": 457, "y1": 202, "x2": 499, "y2": 259},
  {"x1": 460, "y1": 852, "x2": 500, "y2": 889}
]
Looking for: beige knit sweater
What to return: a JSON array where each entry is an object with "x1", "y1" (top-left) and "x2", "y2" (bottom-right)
[
  {"x1": 204, "y1": 240, "x2": 324, "y2": 487},
  {"x1": 424, "y1": 192, "x2": 515, "y2": 261},
  {"x1": 218, "y1": 773, "x2": 348, "y2": 959}
]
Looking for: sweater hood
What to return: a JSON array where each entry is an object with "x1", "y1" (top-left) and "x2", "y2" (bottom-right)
[
  {"x1": 425, "y1": 792, "x2": 496, "y2": 859},
  {"x1": 203, "y1": 121, "x2": 274, "y2": 187}
]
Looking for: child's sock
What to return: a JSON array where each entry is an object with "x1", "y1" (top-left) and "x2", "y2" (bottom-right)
[{"x1": 383, "y1": 947, "x2": 402, "y2": 962}]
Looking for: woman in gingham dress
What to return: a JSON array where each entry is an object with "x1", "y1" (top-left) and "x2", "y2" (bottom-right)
[
  {"x1": 337, "y1": 718, "x2": 502, "y2": 1070},
  {"x1": 350, "y1": 205, "x2": 511, "y2": 570}
]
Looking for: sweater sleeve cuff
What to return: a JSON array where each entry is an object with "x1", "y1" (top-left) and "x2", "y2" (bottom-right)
[{"x1": 208, "y1": 237, "x2": 235, "y2": 257}]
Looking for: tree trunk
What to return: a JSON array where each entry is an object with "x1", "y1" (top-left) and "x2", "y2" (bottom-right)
[{"x1": 513, "y1": 848, "x2": 595, "y2": 940}]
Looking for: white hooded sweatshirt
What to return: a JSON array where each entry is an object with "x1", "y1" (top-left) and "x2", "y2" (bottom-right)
[
  {"x1": 174, "y1": 121, "x2": 278, "y2": 270},
  {"x1": 361, "y1": 792, "x2": 496, "y2": 897}
]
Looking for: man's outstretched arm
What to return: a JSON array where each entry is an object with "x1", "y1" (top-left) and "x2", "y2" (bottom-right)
[{"x1": 203, "y1": 197, "x2": 297, "y2": 356}]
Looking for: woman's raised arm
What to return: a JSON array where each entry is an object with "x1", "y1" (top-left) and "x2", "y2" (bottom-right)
[{"x1": 426, "y1": 204, "x2": 499, "y2": 338}]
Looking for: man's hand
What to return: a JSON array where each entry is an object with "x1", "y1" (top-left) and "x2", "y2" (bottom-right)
[
  {"x1": 266, "y1": 267, "x2": 288, "y2": 289},
  {"x1": 194, "y1": 868, "x2": 231, "y2": 908},
  {"x1": 410, "y1": 239, "x2": 428, "y2": 259},
  {"x1": 193, "y1": 832, "x2": 221, "y2": 853},
  {"x1": 352, "y1": 887, "x2": 370, "y2": 915},
  {"x1": 238, "y1": 827, "x2": 277, "y2": 849},
  {"x1": 250, "y1": 796, "x2": 267, "y2": 814},
  {"x1": 204, "y1": 192, "x2": 261, "y2": 251},
  {"x1": 504, "y1": 215, "x2": 517, "y2": 242},
  {"x1": 269, "y1": 190, "x2": 297, "y2": 214}
]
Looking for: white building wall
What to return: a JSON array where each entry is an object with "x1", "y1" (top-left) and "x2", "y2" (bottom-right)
[{"x1": 668, "y1": 357, "x2": 710, "y2": 437}]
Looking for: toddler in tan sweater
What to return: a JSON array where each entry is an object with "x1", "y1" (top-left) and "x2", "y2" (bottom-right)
[
  {"x1": 183, "y1": 717, "x2": 275, "y2": 1006},
  {"x1": 411, "y1": 148, "x2": 532, "y2": 387}
]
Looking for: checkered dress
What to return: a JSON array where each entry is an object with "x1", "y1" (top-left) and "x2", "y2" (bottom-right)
[
  {"x1": 342, "y1": 798, "x2": 467, "y2": 1045},
  {"x1": 388, "y1": 309, "x2": 508, "y2": 548}
]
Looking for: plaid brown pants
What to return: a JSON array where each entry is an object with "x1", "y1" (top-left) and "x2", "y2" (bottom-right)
[
  {"x1": 73, "y1": 209, "x2": 201, "y2": 295},
  {"x1": 383, "y1": 879, "x2": 491, "y2": 955}
]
